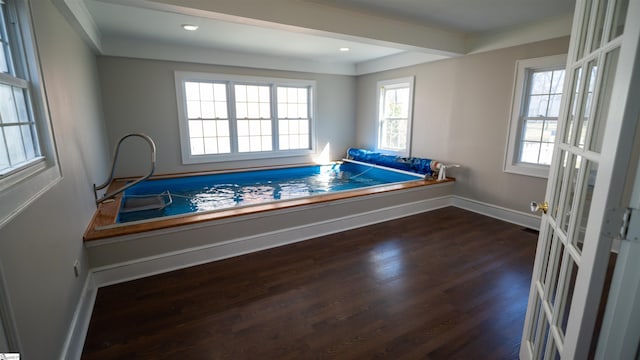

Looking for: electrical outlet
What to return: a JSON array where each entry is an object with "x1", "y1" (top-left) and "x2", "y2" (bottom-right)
[{"x1": 73, "y1": 260, "x2": 80, "y2": 278}]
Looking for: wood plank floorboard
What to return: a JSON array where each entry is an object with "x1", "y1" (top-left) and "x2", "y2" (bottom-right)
[{"x1": 82, "y1": 207, "x2": 538, "y2": 359}]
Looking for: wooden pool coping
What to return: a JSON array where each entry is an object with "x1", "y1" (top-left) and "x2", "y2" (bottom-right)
[{"x1": 83, "y1": 167, "x2": 454, "y2": 241}]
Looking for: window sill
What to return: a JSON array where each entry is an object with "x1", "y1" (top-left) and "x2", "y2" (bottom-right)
[
  {"x1": 376, "y1": 148, "x2": 410, "y2": 158},
  {"x1": 182, "y1": 149, "x2": 314, "y2": 165},
  {"x1": 504, "y1": 163, "x2": 550, "y2": 179},
  {"x1": 0, "y1": 157, "x2": 46, "y2": 191},
  {"x1": 0, "y1": 159, "x2": 61, "y2": 227}
]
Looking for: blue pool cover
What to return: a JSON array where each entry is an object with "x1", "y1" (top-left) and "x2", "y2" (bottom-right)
[
  {"x1": 346, "y1": 148, "x2": 438, "y2": 176},
  {"x1": 118, "y1": 161, "x2": 422, "y2": 223}
]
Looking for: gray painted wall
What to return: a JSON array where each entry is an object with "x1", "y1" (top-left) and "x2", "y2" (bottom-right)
[
  {"x1": 97, "y1": 57, "x2": 357, "y2": 177},
  {"x1": 0, "y1": 0, "x2": 109, "y2": 358},
  {"x1": 356, "y1": 37, "x2": 570, "y2": 214}
]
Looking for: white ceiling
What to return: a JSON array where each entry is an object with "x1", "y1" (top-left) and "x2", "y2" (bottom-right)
[{"x1": 74, "y1": 0, "x2": 576, "y2": 75}]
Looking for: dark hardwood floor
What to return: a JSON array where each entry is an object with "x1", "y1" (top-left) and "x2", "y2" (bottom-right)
[{"x1": 82, "y1": 207, "x2": 538, "y2": 359}]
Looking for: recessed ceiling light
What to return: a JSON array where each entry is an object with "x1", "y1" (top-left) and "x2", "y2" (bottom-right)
[
  {"x1": 182, "y1": 24, "x2": 199, "y2": 31},
  {"x1": 339, "y1": 47, "x2": 350, "y2": 52}
]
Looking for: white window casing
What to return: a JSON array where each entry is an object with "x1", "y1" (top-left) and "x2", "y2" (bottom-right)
[
  {"x1": 376, "y1": 76, "x2": 414, "y2": 157},
  {"x1": 504, "y1": 54, "x2": 568, "y2": 178},
  {"x1": 0, "y1": 0, "x2": 61, "y2": 228}
]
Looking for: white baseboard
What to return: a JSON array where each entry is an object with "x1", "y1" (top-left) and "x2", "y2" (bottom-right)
[
  {"x1": 451, "y1": 195, "x2": 541, "y2": 230},
  {"x1": 92, "y1": 195, "x2": 452, "y2": 287},
  {"x1": 60, "y1": 272, "x2": 97, "y2": 360}
]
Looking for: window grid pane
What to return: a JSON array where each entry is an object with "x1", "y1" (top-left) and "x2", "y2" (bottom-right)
[
  {"x1": 0, "y1": 3, "x2": 13, "y2": 75},
  {"x1": 185, "y1": 81, "x2": 231, "y2": 155},
  {"x1": 277, "y1": 86, "x2": 310, "y2": 150},
  {"x1": 0, "y1": 1, "x2": 43, "y2": 175},
  {"x1": 235, "y1": 84, "x2": 271, "y2": 120},
  {"x1": 235, "y1": 84, "x2": 272, "y2": 153},
  {"x1": 518, "y1": 69, "x2": 564, "y2": 166},
  {"x1": 237, "y1": 119, "x2": 272, "y2": 152},
  {"x1": 187, "y1": 119, "x2": 231, "y2": 155},
  {"x1": 5, "y1": 124, "x2": 26, "y2": 164},
  {"x1": 0, "y1": 84, "x2": 40, "y2": 173},
  {"x1": 378, "y1": 81, "x2": 411, "y2": 153},
  {"x1": 381, "y1": 119, "x2": 408, "y2": 150},
  {"x1": 383, "y1": 87, "x2": 409, "y2": 119}
]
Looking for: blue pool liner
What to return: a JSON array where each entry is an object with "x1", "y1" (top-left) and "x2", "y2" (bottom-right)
[{"x1": 346, "y1": 148, "x2": 438, "y2": 176}]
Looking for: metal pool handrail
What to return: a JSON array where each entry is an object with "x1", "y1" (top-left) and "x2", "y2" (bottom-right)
[{"x1": 93, "y1": 133, "x2": 156, "y2": 205}]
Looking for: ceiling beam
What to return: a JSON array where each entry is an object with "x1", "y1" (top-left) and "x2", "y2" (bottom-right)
[
  {"x1": 467, "y1": 13, "x2": 573, "y2": 54},
  {"x1": 51, "y1": 0, "x2": 103, "y2": 52}
]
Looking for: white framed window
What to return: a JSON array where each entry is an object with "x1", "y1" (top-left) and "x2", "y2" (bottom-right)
[
  {"x1": 175, "y1": 71, "x2": 315, "y2": 164},
  {"x1": 277, "y1": 86, "x2": 310, "y2": 151},
  {"x1": 505, "y1": 54, "x2": 567, "y2": 178},
  {"x1": 0, "y1": 0, "x2": 60, "y2": 227},
  {"x1": 376, "y1": 77, "x2": 414, "y2": 157}
]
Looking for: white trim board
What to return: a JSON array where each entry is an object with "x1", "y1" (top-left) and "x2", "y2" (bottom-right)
[
  {"x1": 60, "y1": 273, "x2": 97, "y2": 360},
  {"x1": 451, "y1": 195, "x2": 541, "y2": 230}
]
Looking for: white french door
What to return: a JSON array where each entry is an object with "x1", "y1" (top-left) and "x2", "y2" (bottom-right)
[{"x1": 520, "y1": 0, "x2": 640, "y2": 358}]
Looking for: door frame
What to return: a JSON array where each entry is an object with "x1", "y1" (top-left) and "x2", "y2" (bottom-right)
[{"x1": 595, "y1": 24, "x2": 640, "y2": 358}]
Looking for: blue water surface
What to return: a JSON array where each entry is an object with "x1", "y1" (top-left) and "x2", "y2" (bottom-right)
[{"x1": 118, "y1": 162, "x2": 420, "y2": 223}]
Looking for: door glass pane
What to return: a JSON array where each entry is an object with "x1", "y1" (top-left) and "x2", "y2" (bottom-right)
[
  {"x1": 543, "y1": 235, "x2": 562, "y2": 296},
  {"x1": 548, "y1": 243, "x2": 566, "y2": 305},
  {"x1": 528, "y1": 296, "x2": 543, "y2": 346},
  {"x1": 609, "y1": 0, "x2": 629, "y2": 40},
  {"x1": 553, "y1": 342, "x2": 562, "y2": 360},
  {"x1": 561, "y1": 155, "x2": 582, "y2": 233},
  {"x1": 544, "y1": 335, "x2": 563, "y2": 360},
  {"x1": 552, "y1": 151, "x2": 569, "y2": 221},
  {"x1": 576, "y1": 0, "x2": 594, "y2": 60},
  {"x1": 578, "y1": 60, "x2": 598, "y2": 148},
  {"x1": 560, "y1": 257, "x2": 579, "y2": 337},
  {"x1": 538, "y1": 225, "x2": 556, "y2": 286},
  {"x1": 573, "y1": 161, "x2": 598, "y2": 252},
  {"x1": 537, "y1": 321, "x2": 552, "y2": 358},
  {"x1": 590, "y1": 0, "x2": 610, "y2": 52},
  {"x1": 590, "y1": 47, "x2": 620, "y2": 153},
  {"x1": 564, "y1": 68, "x2": 583, "y2": 144}
]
